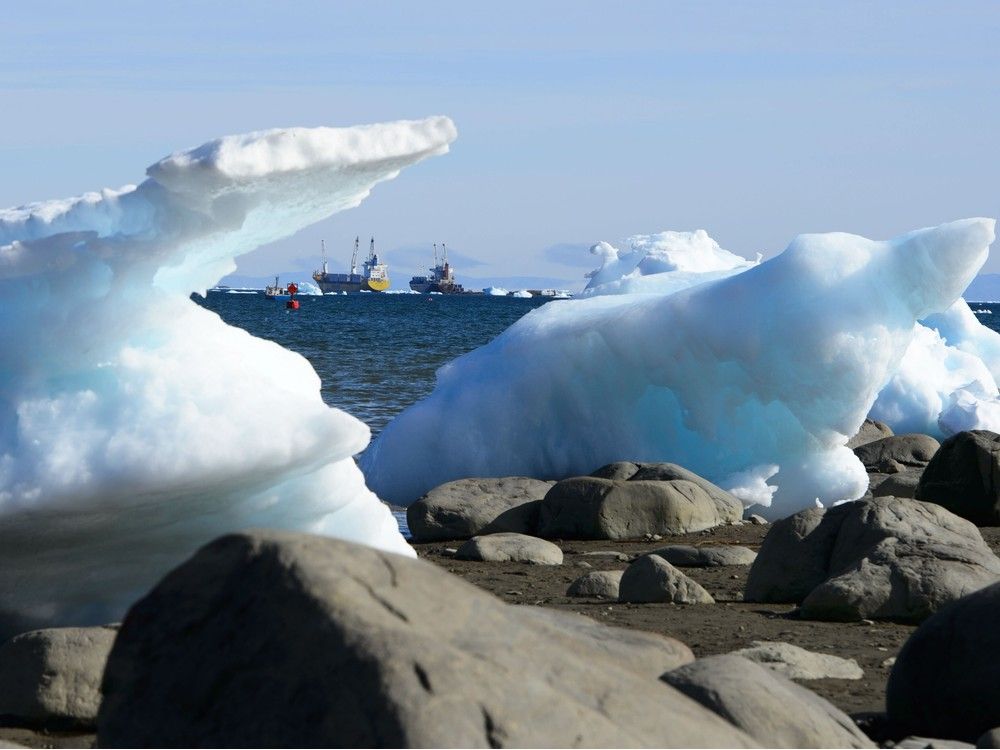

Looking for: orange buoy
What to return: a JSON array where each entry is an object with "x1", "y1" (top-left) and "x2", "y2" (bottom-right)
[{"x1": 286, "y1": 299, "x2": 300, "y2": 310}]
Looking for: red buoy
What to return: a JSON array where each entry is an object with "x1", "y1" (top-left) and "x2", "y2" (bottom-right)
[{"x1": 286, "y1": 299, "x2": 300, "y2": 310}]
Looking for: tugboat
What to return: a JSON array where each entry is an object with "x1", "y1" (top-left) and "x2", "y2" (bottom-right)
[
  {"x1": 409, "y1": 243, "x2": 465, "y2": 294},
  {"x1": 312, "y1": 238, "x2": 390, "y2": 293}
]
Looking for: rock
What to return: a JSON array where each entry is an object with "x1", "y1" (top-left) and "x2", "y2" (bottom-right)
[
  {"x1": 729, "y1": 641, "x2": 863, "y2": 680},
  {"x1": 847, "y1": 418, "x2": 894, "y2": 449},
  {"x1": 887, "y1": 581, "x2": 1000, "y2": 742},
  {"x1": 589, "y1": 461, "x2": 640, "y2": 480},
  {"x1": 538, "y1": 463, "x2": 742, "y2": 540},
  {"x1": 744, "y1": 496, "x2": 1000, "y2": 622},
  {"x1": 0, "y1": 626, "x2": 117, "y2": 728},
  {"x1": 748, "y1": 513, "x2": 769, "y2": 525},
  {"x1": 873, "y1": 470, "x2": 922, "y2": 499},
  {"x1": 977, "y1": 728, "x2": 1000, "y2": 748},
  {"x1": 454, "y1": 533, "x2": 563, "y2": 565},
  {"x1": 916, "y1": 430, "x2": 1000, "y2": 526},
  {"x1": 566, "y1": 570, "x2": 624, "y2": 598},
  {"x1": 662, "y1": 654, "x2": 874, "y2": 748},
  {"x1": 406, "y1": 477, "x2": 553, "y2": 542},
  {"x1": 97, "y1": 531, "x2": 749, "y2": 748},
  {"x1": 618, "y1": 555, "x2": 715, "y2": 604},
  {"x1": 895, "y1": 738, "x2": 975, "y2": 749},
  {"x1": 648, "y1": 544, "x2": 757, "y2": 567},
  {"x1": 854, "y1": 434, "x2": 940, "y2": 472}
]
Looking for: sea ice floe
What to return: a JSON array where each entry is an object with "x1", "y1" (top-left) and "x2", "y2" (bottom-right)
[
  {"x1": 363, "y1": 219, "x2": 996, "y2": 518},
  {"x1": 0, "y1": 116, "x2": 456, "y2": 630}
]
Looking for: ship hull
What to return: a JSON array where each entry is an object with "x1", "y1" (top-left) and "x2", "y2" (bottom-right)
[
  {"x1": 313, "y1": 273, "x2": 390, "y2": 293},
  {"x1": 409, "y1": 280, "x2": 465, "y2": 294}
]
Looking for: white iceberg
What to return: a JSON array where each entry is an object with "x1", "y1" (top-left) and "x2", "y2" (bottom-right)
[
  {"x1": 0, "y1": 116, "x2": 456, "y2": 631},
  {"x1": 510, "y1": 290, "x2": 533, "y2": 298},
  {"x1": 582, "y1": 230, "x2": 760, "y2": 297},
  {"x1": 484, "y1": 286, "x2": 509, "y2": 296},
  {"x1": 362, "y1": 219, "x2": 995, "y2": 519}
]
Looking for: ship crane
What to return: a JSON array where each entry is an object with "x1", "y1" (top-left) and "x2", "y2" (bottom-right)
[{"x1": 350, "y1": 236, "x2": 360, "y2": 277}]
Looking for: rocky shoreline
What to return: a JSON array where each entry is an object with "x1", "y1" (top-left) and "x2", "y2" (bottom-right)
[{"x1": 4, "y1": 424, "x2": 1000, "y2": 747}]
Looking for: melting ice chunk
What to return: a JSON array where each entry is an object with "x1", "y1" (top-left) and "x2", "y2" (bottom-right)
[
  {"x1": 0, "y1": 117, "x2": 456, "y2": 631},
  {"x1": 363, "y1": 219, "x2": 996, "y2": 518}
]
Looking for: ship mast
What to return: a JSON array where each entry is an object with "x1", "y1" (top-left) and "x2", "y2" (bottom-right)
[
  {"x1": 350, "y1": 236, "x2": 359, "y2": 276},
  {"x1": 320, "y1": 239, "x2": 328, "y2": 274},
  {"x1": 369, "y1": 236, "x2": 376, "y2": 261}
]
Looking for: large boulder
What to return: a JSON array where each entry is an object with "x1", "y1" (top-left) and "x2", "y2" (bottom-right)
[
  {"x1": 729, "y1": 641, "x2": 863, "y2": 680},
  {"x1": 98, "y1": 531, "x2": 752, "y2": 748},
  {"x1": 854, "y1": 434, "x2": 940, "y2": 472},
  {"x1": 648, "y1": 544, "x2": 757, "y2": 567},
  {"x1": 887, "y1": 581, "x2": 1000, "y2": 742},
  {"x1": 0, "y1": 626, "x2": 117, "y2": 728},
  {"x1": 847, "y1": 419, "x2": 894, "y2": 449},
  {"x1": 538, "y1": 462, "x2": 742, "y2": 540},
  {"x1": 916, "y1": 430, "x2": 1000, "y2": 526},
  {"x1": 662, "y1": 654, "x2": 874, "y2": 748},
  {"x1": 744, "y1": 496, "x2": 1000, "y2": 622},
  {"x1": 405, "y1": 477, "x2": 553, "y2": 542},
  {"x1": 454, "y1": 532, "x2": 563, "y2": 565},
  {"x1": 618, "y1": 555, "x2": 715, "y2": 604}
]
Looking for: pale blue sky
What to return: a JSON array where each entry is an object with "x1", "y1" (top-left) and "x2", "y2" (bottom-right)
[{"x1": 2, "y1": 1, "x2": 998, "y2": 289}]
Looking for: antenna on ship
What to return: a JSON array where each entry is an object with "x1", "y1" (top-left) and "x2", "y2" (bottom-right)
[
  {"x1": 320, "y1": 239, "x2": 328, "y2": 274},
  {"x1": 350, "y1": 236, "x2": 359, "y2": 276}
]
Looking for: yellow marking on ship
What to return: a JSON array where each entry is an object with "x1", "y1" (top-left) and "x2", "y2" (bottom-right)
[{"x1": 366, "y1": 278, "x2": 391, "y2": 292}]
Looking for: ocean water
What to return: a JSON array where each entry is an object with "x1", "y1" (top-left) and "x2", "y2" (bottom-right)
[
  {"x1": 195, "y1": 291, "x2": 555, "y2": 436},
  {"x1": 195, "y1": 294, "x2": 1000, "y2": 538}
]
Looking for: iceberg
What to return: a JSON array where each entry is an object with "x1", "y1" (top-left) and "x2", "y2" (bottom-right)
[
  {"x1": 363, "y1": 219, "x2": 996, "y2": 518},
  {"x1": 484, "y1": 286, "x2": 509, "y2": 296},
  {"x1": 0, "y1": 117, "x2": 456, "y2": 632},
  {"x1": 582, "y1": 230, "x2": 760, "y2": 297}
]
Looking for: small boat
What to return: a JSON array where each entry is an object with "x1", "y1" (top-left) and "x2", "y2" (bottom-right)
[{"x1": 265, "y1": 277, "x2": 299, "y2": 300}]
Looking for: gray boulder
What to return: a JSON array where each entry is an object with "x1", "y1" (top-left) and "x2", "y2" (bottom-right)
[
  {"x1": 454, "y1": 532, "x2": 563, "y2": 565},
  {"x1": 539, "y1": 463, "x2": 742, "y2": 540},
  {"x1": 916, "y1": 430, "x2": 1000, "y2": 526},
  {"x1": 729, "y1": 641, "x2": 863, "y2": 680},
  {"x1": 649, "y1": 544, "x2": 757, "y2": 567},
  {"x1": 887, "y1": 581, "x2": 1000, "y2": 742},
  {"x1": 566, "y1": 570, "x2": 624, "y2": 598},
  {"x1": 618, "y1": 555, "x2": 714, "y2": 604},
  {"x1": 98, "y1": 531, "x2": 751, "y2": 748},
  {"x1": 873, "y1": 470, "x2": 922, "y2": 498},
  {"x1": 406, "y1": 477, "x2": 553, "y2": 542},
  {"x1": 0, "y1": 626, "x2": 117, "y2": 728},
  {"x1": 847, "y1": 418, "x2": 894, "y2": 449},
  {"x1": 745, "y1": 496, "x2": 1000, "y2": 622},
  {"x1": 662, "y1": 654, "x2": 874, "y2": 748},
  {"x1": 978, "y1": 728, "x2": 1000, "y2": 748},
  {"x1": 854, "y1": 434, "x2": 940, "y2": 472},
  {"x1": 896, "y1": 738, "x2": 975, "y2": 749}
]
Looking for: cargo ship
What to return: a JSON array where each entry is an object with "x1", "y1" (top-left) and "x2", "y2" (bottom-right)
[
  {"x1": 312, "y1": 237, "x2": 390, "y2": 293},
  {"x1": 409, "y1": 243, "x2": 465, "y2": 294}
]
